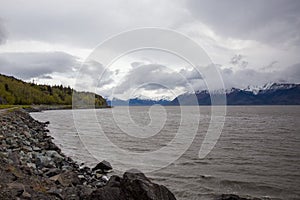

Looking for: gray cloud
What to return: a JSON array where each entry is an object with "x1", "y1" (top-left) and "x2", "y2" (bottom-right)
[
  {"x1": 38, "y1": 75, "x2": 53, "y2": 79},
  {"x1": 0, "y1": 51, "x2": 78, "y2": 79},
  {"x1": 187, "y1": 0, "x2": 300, "y2": 46},
  {"x1": 0, "y1": 0, "x2": 184, "y2": 48},
  {"x1": 111, "y1": 63, "x2": 204, "y2": 96},
  {"x1": 230, "y1": 54, "x2": 243, "y2": 65},
  {"x1": 218, "y1": 63, "x2": 300, "y2": 89},
  {"x1": 104, "y1": 61, "x2": 300, "y2": 99},
  {"x1": 73, "y1": 59, "x2": 114, "y2": 92},
  {"x1": 0, "y1": 19, "x2": 7, "y2": 45},
  {"x1": 261, "y1": 61, "x2": 278, "y2": 71},
  {"x1": 142, "y1": 83, "x2": 169, "y2": 91},
  {"x1": 229, "y1": 54, "x2": 248, "y2": 68},
  {"x1": 281, "y1": 63, "x2": 300, "y2": 83}
]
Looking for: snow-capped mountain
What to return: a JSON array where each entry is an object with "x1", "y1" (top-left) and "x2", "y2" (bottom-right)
[
  {"x1": 244, "y1": 83, "x2": 298, "y2": 95},
  {"x1": 170, "y1": 83, "x2": 300, "y2": 105},
  {"x1": 243, "y1": 85, "x2": 263, "y2": 95},
  {"x1": 195, "y1": 88, "x2": 241, "y2": 95},
  {"x1": 106, "y1": 83, "x2": 300, "y2": 106}
]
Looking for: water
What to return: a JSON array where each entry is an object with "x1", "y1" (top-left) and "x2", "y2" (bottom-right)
[{"x1": 31, "y1": 106, "x2": 300, "y2": 200}]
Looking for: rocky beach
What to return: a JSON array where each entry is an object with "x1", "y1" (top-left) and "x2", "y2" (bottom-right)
[{"x1": 0, "y1": 108, "x2": 176, "y2": 200}]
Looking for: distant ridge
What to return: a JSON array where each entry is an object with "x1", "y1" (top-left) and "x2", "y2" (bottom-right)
[
  {"x1": 107, "y1": 97, "x2": 170, "y2": 106},
  {"x1": 170, "y1": 83, "x2": 300, "y2": 105},
  {"x1": 0, "y1": 74, "x2": 108, "y2": 107},
  {"x1": 106, "y1": 83, "x2": 300, "y2": 106}
]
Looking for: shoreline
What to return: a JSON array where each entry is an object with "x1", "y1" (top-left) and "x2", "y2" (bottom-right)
[
  {"x1": 0, "y1": 108, "x2": 265, "y2": 200},
  {"x1": 0, "y1": 108, "x2": 175, "y2": 200}
]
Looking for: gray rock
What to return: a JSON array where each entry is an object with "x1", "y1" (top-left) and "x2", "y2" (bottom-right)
[
  {"x1": 36, "y1": 155, "x2": 52, "y2": 168},
  {"x1": 47, "y1": 187, "x2": 63, "y2": 199},
  {"x1": 88, "y1": 169, "x2": 176, "y2": 200},
  {"x1": 45, "y1": 150, "x2": 60, "y2": 157},
  {"x1": 23, "y1": 131, "x2": 31, "y2": 138},
  {"x1": 45, "y1": 168, "x2": 61, "y2": 177},
  {"x1": 49, "y1": 171, "x2": 80, "y2": 187},
  {"x1": 27, "y1": 163, "x2": 36, "y2": 169},
  {"x1": 94, "y1": 181, "x2": 106, "y2": 188},
  {"x1": 6, "y1": 138, "x2": 13, "y2": 145},
  {"x1": 22, "y1": 140, "x2": 31, "y2": 146},
  {"x1": 122, "y1": 169, "x2": 176, "y2": 200},
  {"x1": 105, "y1": 175, "x2": 121, "y2": 187},
  {"x1": 78, "y1": 174, "x2": 85, "y2": 179},
  {"x1": 92, "y1": 160, "x2": 112, "y2": 172},
  {"x1": 101, "y1": 175, "x2": 109, "y2": 183},
  {"x1": 22, "y1": 146, "x2": 32, "y2": 152},
  {"x1": 32, "y1": 146, "x2": 41, "y2": 151},
  {"x1": 22, "y1": 191, "x2": 31, "y2": 198},
  {"x1": 217, "y1": 194, "x2": 262, "y2": 200},
  {"x1": 89, "y1": 186, "x2": 123, "y2": 200}
]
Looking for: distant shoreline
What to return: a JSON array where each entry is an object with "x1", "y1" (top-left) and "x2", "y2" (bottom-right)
[{"x1": 0, "y1": 104, "x2": 112, "y2": 112}]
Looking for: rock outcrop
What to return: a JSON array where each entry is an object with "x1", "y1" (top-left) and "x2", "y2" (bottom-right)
[
  {"x1": 89, "y1": 169, "x2": 176, "y2": 200},
  {"x1": 217, "y1": 194, "x2": 262, "y2": 200}
]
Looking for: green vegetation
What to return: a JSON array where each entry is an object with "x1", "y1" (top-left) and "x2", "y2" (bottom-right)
[
  {"x1": 0, "y1": 105, "x2": 34, "y2": 110},
  {"x1": 0, "y1": 105, "x2": 17, "y2": 109},
  {"x1": 0, "y1": 74, "x2": 108, "y2": 108}
]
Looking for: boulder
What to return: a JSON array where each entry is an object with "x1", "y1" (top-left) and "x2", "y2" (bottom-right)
[
  {"x1": 35, "y1": 155, "x2": 52, "y2": 169},
  {"x1": 45, "y1": 150, "x2": 64, "y2": 163},
  {"x1": 88, "y1": 169, "x2": 176, "y2": 200},
  {"x1": 217, "y1": 194, "x2": 262, "y2": 200},
  {"x1": 89, "y1": 186, "x2": 124, "y2": 200},
  {"x1": 49, "y1": 171, "x2": 80, "y2": 187},
  {"x1": 218, "y1": 194, "x2": 246, "y2": 200},
  {"x1": 92, "y1": 160, "x2": 113, "y2": 172},
  {"x1": 121, "y1": 169, "x2": 176, "y2": 200}
]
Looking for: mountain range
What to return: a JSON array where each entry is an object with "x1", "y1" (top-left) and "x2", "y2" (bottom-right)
[
  {"x1": 107, "y1": 98, "x2": 170, "y2": 106},
  {"x1": 1, "y1": 74, "x2": 298, "y2": 106},
  {"x1": 108, "y1": 83, "x2": 300, "y2": 106}
]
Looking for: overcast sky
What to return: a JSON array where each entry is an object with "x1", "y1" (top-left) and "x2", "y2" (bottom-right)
[{"x1": 0, "y1": 0, "x2": 299, "y2": 100}]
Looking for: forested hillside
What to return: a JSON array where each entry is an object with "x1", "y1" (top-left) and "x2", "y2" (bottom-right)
[{"x1": 0, "y1": 74, "x2": 107, "y2": 107}]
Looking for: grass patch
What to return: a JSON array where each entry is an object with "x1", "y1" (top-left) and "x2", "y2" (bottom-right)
[
  {"x1": 0, "y1": 105, "x2": 16, "y2": 109},
  {"x1": 0, "y1": 105, "x2": 32, "y2": 110}
]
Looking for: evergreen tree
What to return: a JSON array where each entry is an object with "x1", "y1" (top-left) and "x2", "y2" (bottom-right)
[{"x1": 4, "y1": 83, "x2": 9, "y2": 91}]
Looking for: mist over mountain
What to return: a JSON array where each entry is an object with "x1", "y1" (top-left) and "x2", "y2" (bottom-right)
[
  {"x1": 107, "y1": 98, "x2": 170, "y2": 106},
  {"x1": 107, "y1": 83, "x2": 300, "y2": 106}
]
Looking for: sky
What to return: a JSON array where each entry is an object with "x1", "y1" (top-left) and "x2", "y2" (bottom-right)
[{"x1": 0, "y1": 0, "x2": 299, "y2": 100}]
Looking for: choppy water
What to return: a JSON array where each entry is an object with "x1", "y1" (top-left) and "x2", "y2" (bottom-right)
[{"x1": 31, "y1": 106, "x2": 300, "y2": 200}]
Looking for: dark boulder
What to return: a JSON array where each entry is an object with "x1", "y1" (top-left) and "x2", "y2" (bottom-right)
[
  {"x1": 92, "y1": 160, "x2": 113, "y2": 172},
  {"x1": 218, "y1": 194, "x2": 246, "y2": 200},
  {"x1": 88, "y1": 169, "x2": 176, "y2": 200},
  {"x1": 89, "y1": 187, "x2": 124, "y2": 200},
  {"x1": 217, "y1": 194, "x2": 262, "y2": 200},
  {"x1": 106, "y1": 175, "x2": 122, "y2": 187}
]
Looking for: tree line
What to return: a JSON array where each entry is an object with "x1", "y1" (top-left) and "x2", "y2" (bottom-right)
[{"x1": 0, "y1": 74, "x2": 107, "y2": 107}]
